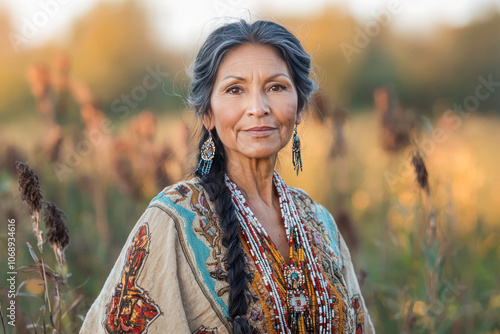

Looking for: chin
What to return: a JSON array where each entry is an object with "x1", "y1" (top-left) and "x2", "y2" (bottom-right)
[{"x1": 242, "y1": 146, "x2": 281, "y2": 160}]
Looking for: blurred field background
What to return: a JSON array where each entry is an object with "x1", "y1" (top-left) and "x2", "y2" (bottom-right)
[{"x1": 0, "y1": 0, "x2": 499, "y2": 333}]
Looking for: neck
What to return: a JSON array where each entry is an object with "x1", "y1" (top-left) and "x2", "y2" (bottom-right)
[{"x1": 225, "y1": 153, "x2": 277, "y2": 208}]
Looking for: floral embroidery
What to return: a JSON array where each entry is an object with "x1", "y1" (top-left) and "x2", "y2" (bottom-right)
[
  {"x1": 192, "y1": 192, "x2": 225, "y2": 270},
  {"x1": 103, "y1": 223, "x2": 162, "y2": 333},
  {"x1": 161, "y1": 184, "x2": 191, "y2": 203},
  {"x1": 190, "y1": 187, "x2": 228, "y2": 290}
]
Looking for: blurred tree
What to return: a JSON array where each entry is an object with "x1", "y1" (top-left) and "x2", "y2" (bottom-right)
[{"x1": 67, "y1": 1, "x2": 166, "y2": 107}]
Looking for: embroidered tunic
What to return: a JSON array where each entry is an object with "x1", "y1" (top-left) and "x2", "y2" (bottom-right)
[{"x1": 80, "y1": 176, "x2": 375, "y2": 334}]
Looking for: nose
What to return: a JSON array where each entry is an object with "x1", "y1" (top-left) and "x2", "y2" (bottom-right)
[{"x1": 246, "y1": 89, "x2": 270, "y2": 117}]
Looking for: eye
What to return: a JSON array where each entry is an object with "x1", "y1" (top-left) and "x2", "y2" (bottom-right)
[
  {"x1": 225, "y1": 85, "x2": 243, "y2": 94},
  {"x1": 268, "y1": 83, "x2": 287, "y2": 92}
]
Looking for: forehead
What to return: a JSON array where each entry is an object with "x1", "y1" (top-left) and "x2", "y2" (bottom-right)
[{"x1": 216, "y1": 44, "x2": 290, "y2": 78}]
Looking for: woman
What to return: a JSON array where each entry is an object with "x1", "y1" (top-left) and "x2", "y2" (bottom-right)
[{"x1": 80, "y1": 19, "x2": 375, "y2": 334}]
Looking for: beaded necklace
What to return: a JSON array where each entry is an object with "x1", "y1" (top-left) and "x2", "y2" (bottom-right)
[{"x1": 225, "y1": 171, "x2": 335, "y2": 334}]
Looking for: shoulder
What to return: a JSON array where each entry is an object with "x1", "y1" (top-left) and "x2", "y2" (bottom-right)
[
  {"x1": 288, "y1": 185, "x2": 342, "y2": 258},
  {"x1": 148, "y1": 176, "x2": 209, "y2": 216},
  {"x1": 287, "y1": 185, "x2": 314, "y2": 202},
  {"x1": 287, "y1": 185, "x2": 319, "y2": 214},
  {"x1": 120, "y1": 176, "x2": 208, "y2": 238},
  {"x1": 287, "y1": 185, "x2": 328, "y2": 213},
  {"x1": 151, "y1": 175, "x2": 203, "y2": 203},
  {"x1": 288, "y1": 186, "x2": 339, "y2": 233},
  {"x1": 146, "y1": 176, "x2": 220, "y2": 243}
]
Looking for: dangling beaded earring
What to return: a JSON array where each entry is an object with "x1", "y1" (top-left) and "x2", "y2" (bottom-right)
[
  {"x1": 197, "y1": 129, "x2": 216, "y2": 177},
  {"x1": 292, "y1": 124, "x2": 302, "y2": 176}
]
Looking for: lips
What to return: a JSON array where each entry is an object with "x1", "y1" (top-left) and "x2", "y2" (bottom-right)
[{"x1": 244, "y1": 126, "x2": 276, "y2": 136}]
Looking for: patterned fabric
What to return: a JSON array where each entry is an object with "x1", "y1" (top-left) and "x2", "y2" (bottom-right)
[
  {"x1": 103, "y1": 223, "x2": 162, "y2": 333},
  {"x1": 80, "y1": 176, "x2": 375, "y2": 334},
  {"x1": 352, "y1": 295, "x2": 364, "y2": 334},
  {"x1": 192, "y1": 326, "x2": 219, "y2": 334}
]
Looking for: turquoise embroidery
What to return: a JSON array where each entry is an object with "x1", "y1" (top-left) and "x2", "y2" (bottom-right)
[
  {"x1": 314, "y1": 203, "x2": 341, "y2": 259},
  {"x1": 150, "y1": 191, "x2": 229, "y2": 316}
]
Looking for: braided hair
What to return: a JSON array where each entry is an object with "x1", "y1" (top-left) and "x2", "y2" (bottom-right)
[{"x1": 189, "y1": 19, "x2": 316, "y2": 333}]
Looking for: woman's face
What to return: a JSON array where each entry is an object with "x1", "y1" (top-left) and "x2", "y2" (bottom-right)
[{"x1": 205, "y1": 43, "x2": 301, "y2": 162}]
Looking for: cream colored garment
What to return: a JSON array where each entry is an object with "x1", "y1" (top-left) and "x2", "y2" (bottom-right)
[{"x1": 80, "y1": 176, "x2": 375, "y2": 334}]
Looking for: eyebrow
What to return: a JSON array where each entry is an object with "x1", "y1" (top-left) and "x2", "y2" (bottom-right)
[{"x1": 220, "y1": 73, "x2": 290, "y2": 83}]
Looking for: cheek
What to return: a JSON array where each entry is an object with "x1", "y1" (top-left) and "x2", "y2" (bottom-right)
[
  {"x1": 279, "y1": 104, "x2": 299, "y2": 127},
  {"x1": 211, "y1": 101, "x2": 241, "y2": 142},
  {"x1": 213, "y1": 110, "x2": 239, "y2": 132},
  {"x1": 271, "y1": 93, "x2": 298, "y2": 120},
  {"x1": 280, "y1": 108, "x2": 299, "y2": 140}
]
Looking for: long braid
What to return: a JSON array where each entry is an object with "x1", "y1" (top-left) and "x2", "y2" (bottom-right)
[{"x1": 195, "y1": 130, "x2": 253, "y2": 334}]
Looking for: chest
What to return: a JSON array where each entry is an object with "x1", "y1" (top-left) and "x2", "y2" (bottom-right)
[
  {"x1": 235, "y1": 212, "x2": 357, "y2": 334},
  {"x1": 251, "y1": 206, "x2": 291, "y2": 265},
  {"x1": 187, "y1": 186, "x2": 357, "y2": 333}
]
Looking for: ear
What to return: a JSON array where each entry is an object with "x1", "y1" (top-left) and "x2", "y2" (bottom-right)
[
  {"x1": 203, "y1": 109, "x2": 215, "y2": 131},
  {"x1": 296, "y1": 110, "x2": 303, "y2": 125}
]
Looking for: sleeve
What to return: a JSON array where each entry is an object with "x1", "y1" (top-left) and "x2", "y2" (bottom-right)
[
  {"x1": 79, "y1": 205, "x2": 192, "y2": 334},
  {"x1": 338, "y1": 230, "x2": 376, "y2": 334}
]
